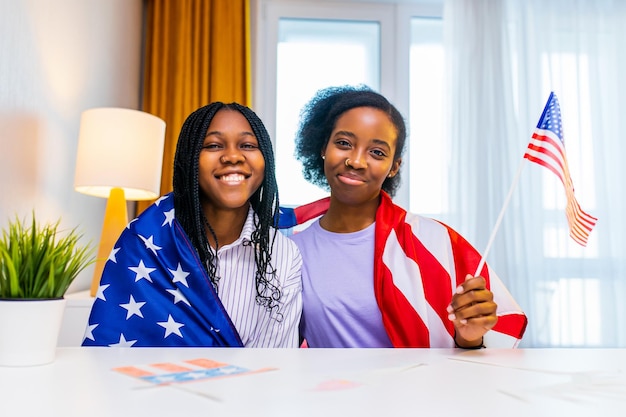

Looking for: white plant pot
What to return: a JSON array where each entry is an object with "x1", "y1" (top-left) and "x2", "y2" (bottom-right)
[{"x1": 0, "y1": 298, "x2": 66, "y2": 367}]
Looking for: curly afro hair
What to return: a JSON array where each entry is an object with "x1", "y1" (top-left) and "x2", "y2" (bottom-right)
[{"x1": 294, "y1": 85, "x2": 407, "y2": 197}]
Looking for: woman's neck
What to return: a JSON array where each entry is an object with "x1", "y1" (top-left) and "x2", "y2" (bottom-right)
[
  {"x1": 203, "y1": 204, "x2": 250, "y2": 248},
  {"x1": 319, "y1": 194, "x2": 379, "y2": 233}
]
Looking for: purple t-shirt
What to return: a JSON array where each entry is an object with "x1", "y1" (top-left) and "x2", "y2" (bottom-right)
[{"x1": 290, "y1": 220, "x2": 392, "y2": 348}]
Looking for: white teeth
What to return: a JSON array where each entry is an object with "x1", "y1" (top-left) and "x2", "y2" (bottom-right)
[{"x1": 221, "y1": 174, "x2": 245, "y2": 182}]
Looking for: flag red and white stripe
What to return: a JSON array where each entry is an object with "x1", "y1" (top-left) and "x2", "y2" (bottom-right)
[
  {"x1": 280, "y1": 194, "x2": 528, "y2": 348},
  {"x1": 374, "y1": 192, "x2": 527, "y2": 348},
  {"x1": 523, "y1": 92, "x2": 597, "y2": 246}
]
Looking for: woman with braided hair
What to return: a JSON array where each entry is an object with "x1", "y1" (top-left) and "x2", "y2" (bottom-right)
[{"x1": 83, "y1": 102, "x2": 302, "y2": 347}]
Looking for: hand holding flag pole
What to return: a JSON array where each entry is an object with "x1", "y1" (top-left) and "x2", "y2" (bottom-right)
[{"x1": 474, "y1": 92, "x2": 598, "y2": 277}]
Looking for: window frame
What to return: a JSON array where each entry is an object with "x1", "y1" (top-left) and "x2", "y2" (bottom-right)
[{"x1": 251, "y1": 0, "x2": 444, "y2": 208}]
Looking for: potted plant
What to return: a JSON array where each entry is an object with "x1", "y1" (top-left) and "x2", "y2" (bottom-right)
[{"x1": 0, "y1": 213, "x2": 95, "y2": 366}]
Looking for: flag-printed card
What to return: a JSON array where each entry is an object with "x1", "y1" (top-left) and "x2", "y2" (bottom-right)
[{"x1": 114, "y1": 358, "x2": 276, "y2": 386}]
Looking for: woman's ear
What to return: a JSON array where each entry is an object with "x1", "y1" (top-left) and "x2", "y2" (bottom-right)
[{"x1": 388, "y1": 158, "x2": 402, "y2": 178}]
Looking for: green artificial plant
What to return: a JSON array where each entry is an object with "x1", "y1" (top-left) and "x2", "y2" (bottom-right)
[{"x1": 0, "y1": 213, "x2": 95, "y2": 299}]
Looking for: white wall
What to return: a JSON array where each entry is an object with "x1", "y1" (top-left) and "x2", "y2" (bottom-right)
[{"x1": 0, "y1": 0, "x2": 144, "y2": 292}]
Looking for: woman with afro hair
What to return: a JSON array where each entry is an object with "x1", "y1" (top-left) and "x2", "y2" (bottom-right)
[
  {"x1": 284, "y1": 85, "x2": 527, "y2": 349},
  {"x1": 84, "y1": 102, "x2": 302, "y2": 348}
]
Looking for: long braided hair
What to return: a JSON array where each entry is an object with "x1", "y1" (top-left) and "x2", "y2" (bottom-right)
[{"x1": 173, "y1": 102, "x2": 282, "y2": 313}]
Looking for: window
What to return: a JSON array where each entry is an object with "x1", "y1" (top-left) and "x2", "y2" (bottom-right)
[
  {"x1": 409, "y1": 17, "x2": 446, "y2": 215},
  {"x1": 275, "y1": 18, "x2": 380, "y2": 206},
  {"x1": 532, "y1": 52, "x2": 601, "y2": 346},
  {"x1": 252, "y1": 0, "x2": 442, "y2": 208},
  {"x1": 255, "y1": 0, "x2": 625, "y2": 349}
]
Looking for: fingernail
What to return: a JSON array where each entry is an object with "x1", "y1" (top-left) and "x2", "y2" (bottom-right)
[
  {"x1": 448, "y1": 313, "x2": 456, "y2": 321},
  {"x1": 455, "y1": 286, "x2": 464, "y2": 294},
  {"x1": 446, "y1": 305, "x2": 453, "y2": 313},
  {"x1": 460, "y1": 319, "x2": 467, "y2": 325},
  {"x1": 465, "y1": 274, "x2": 473, "y2": 280}
]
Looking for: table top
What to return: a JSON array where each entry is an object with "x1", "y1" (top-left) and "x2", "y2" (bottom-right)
[{"x1": 1, "y1": 347, "x2": 625, "y2": 417}]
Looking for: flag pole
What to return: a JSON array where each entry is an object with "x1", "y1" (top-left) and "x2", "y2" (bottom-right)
[{"x1": 474, "y1": 158, "x2": 527, "y2": 277}]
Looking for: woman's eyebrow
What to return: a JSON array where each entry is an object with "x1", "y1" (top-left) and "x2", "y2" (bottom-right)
[
  {"x1": 371, "y1": 138, "x2": 392, "y2": 150},
  {"x1": 332, "y1": 130, "x2": 356, "y2": 139},
  {"x1": 204, "y1": 130, "x2": 255, "y2": 138}
]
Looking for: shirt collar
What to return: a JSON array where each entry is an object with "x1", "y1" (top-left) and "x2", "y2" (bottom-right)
[{"x1": 217, "y1": 205, "x2": 256, "y2": 252}]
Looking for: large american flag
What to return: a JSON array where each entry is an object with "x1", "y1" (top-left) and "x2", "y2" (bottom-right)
[
  {"x1": 523, "y1": 92, "x2": 598, "y2": 246},
  {"x1": 280, "y1": 193, "x2": 527, "y2": 348},
  {"x1": 82, "y1": 193, "x2": 243, "y2": 347}
]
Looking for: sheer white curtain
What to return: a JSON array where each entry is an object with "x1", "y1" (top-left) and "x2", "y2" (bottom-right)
[{"x1": 443, "y1": 0, "x2": 626, "y2": 347}]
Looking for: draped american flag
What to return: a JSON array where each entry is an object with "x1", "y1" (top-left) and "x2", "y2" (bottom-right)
[
  {"x1": 523, "y1": 92, "x2": 598, "y2": 246},
  {"x1": 280, "y1": 193, "x2": 527, "y2": 348},
  {"x1": 375, "y1": 193, "x2": 527, "y2": 347},
  {"x1": 82, "y1": 193, "x2": 243, "y2": 347}
]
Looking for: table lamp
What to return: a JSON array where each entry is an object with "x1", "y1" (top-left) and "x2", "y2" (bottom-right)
[{"x1": 74, "y1": 108, "x2": 166, "y2": 297}]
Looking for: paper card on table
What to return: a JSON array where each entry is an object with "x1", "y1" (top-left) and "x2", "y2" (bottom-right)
[
  {"x1": 312, "y1": 379, "x2": 362, "y2": 391},
  {"x1": 448, "y1": 353, "x2": 626, "y2": 404},
  {"x1": 113, "y1": 358, "x2": 277, "y2": 386},
  {"x1": 310, "y1": 362, "x2": 425, "y2": 392}
]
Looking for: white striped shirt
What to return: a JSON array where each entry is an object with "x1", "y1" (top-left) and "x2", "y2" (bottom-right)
[{"x1": 215, "y1": 207, "x2": 303, "y2": 347}]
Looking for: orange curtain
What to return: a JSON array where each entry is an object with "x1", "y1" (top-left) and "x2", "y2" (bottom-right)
[{"x1": 138, "y1": 0, "x2": 251, "y2": 214}]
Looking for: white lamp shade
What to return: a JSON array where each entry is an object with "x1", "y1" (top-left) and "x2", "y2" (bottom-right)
[{"x1": 74, "y1": 108, "x2": 166, "y2": 200}]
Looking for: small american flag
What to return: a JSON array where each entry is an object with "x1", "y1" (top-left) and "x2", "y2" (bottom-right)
[{"x1": 523, "y1": 92, "x2": 598, "y2": 246}]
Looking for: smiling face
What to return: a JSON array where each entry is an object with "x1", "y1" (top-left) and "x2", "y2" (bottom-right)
[
  {"x1": 198, "y1": 109, "x2": 265, "y2": 212},
  {"x1": 322, "y1": 106, "x2": 401, "y2": 207}
]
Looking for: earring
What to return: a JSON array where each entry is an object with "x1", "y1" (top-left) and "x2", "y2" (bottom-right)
[
  {"x1": 344, "y1": 158, "x2": 351, "y2": 167},
  {"x1": 321, "y1": 155, "x2": 325, "y2": 160},
  {"x1": 220, "y1": 156, "x2": 227, "y2": 164}
]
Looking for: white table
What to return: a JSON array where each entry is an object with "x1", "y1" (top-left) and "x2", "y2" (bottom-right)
[{"x1": 1, "y1": 348, "x2": 624, "y2": 417}]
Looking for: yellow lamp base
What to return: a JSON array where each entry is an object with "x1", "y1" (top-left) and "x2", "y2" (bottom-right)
[{"x1": 89, "y1": 187, "x2": 128, "y2": 297}]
